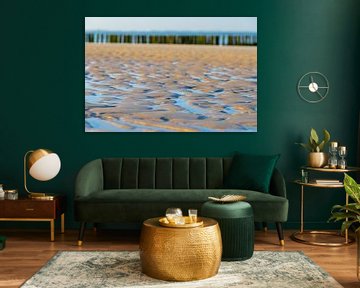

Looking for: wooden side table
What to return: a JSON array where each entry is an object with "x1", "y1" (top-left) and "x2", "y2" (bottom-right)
[{"x1": 0, "y1": 195, "x2": 66, "y2": 241}]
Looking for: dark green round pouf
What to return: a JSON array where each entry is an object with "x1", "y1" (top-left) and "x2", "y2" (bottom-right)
[{"x1": 201, "y1": 201, "x2": 254, "y2": 261}]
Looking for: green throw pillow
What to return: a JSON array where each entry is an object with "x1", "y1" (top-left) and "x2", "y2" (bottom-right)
[{"x1": 224, "y1": 153, "x2": 280, "y2": 193}]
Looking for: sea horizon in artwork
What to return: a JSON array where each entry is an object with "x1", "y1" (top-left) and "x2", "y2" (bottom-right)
[{"x1": 85, "y1": 18, "x2": 257, "y2": 132}]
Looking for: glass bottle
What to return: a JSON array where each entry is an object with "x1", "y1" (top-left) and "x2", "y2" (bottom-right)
[{"x1": 6, "y1": 189, "x2": 18, "y2": 200}]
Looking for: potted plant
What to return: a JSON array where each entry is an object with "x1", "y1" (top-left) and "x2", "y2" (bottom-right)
[
  {"x1": 329, "y1": 173, "x2": 360, "y2": 279},
  {"x1": 296, "y1": 128, "x2": 330, "y2": 167}
]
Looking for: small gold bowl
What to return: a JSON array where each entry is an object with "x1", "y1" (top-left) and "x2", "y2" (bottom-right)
[{"x1": 159, "y1": 217, "x2": 204, "y2": 228}]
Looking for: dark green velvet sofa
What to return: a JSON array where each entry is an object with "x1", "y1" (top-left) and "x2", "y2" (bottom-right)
[{"x1": 74, "y1": 157, "x2": 288, "y2": 245}]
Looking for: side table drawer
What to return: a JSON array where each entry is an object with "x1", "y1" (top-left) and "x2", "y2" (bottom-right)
[{"x1": 2, "y1": 201, "x2": 55, "y2": 218}]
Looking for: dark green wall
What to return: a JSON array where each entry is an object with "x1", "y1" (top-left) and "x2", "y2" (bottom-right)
[{"x1": 0, "y1": 0, "x2": 359, "y2": 230}]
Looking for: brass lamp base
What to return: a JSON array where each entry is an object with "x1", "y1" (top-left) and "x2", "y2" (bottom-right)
[{"x1": 28, "y1": 193, "x2": 55, "y2": 200}]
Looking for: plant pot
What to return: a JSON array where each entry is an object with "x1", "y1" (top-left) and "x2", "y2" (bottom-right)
[{"x1": 308, "y1": 152, "x2": 328, "y2": 168}]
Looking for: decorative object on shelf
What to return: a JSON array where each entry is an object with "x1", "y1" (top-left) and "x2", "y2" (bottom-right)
[
  {"x1": 0, "y1": 184, "x2": 4, "y2": 200},
  {"x1": 300, "y1": 169, "x2": 309, "y2": 183},
  {"x1": 308, "y1": 152, "x2": 328, "y2": 168},
  {"x1": 296, "y1": 128, "x2": 330, "y2": 168},
  {"x1": 208, "y1": 194, "x2": 246, "y2": 203},
  {"x1": 4, "y1": 189, "x2": 18, "y2": 200},
  {"x1": 297, "y1": 71, "x2": 329, "y2": 103},
  {"x1": 24, "y1": 148, "x2": 61, "y2": 199},
  {"x1": 328, "y1": 142, "x2": 338, "y2": 169},
  {"x1": 329, "y1": 173, "x2": 360, "y2": 280},
  {"x1": 338, "y1": 146, "x2": 347, "y2": 169},
  {"x1": 315, "y1": 179, "x2": 340, "y2": 185}
]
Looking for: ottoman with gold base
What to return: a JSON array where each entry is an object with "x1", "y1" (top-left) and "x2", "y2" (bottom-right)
[{"x1": 139, "y1": 217, "x2": 222, "y2": 281}]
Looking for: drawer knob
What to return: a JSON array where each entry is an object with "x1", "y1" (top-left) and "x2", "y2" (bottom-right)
[{"x1": 25, "y1": 208, "x2": 35, "y2": 211}]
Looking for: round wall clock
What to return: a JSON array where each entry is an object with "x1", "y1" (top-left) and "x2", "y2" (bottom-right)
[{"x1": 297, "y1": 72, "x2": 329, "y2": 103}]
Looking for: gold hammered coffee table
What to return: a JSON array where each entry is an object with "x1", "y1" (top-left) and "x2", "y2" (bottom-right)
[{"x1": 139, "y1": 217, "x2": 222, "y2": 281}]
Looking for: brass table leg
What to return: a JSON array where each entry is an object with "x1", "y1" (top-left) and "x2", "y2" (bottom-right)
[
  {"x1": 345, "y1": 194, "x2": 348, "y2": 243},
  {"x1": 50, "y1": 219, "x2": 55, "y2": 242},
  {"x1": 61, "y1": 213, "x2": 65, "y2": 234},
  {"x1": 291, "y1": 183, "x2": 354, "y2": 246},
  {"x1": 300, "y1": 185, "x2": 304, "y2": 233}
]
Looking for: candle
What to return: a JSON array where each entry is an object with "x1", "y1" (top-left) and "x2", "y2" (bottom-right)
[
  {"x1": 337, "y1": 146, "x2": 347, "y2": 169},
  {"x1": 328, "y1": 142, "x2": 338, "y2": 168},
  {"x1": 338, "y1": 146, "x2": 347, "y2": 158},
  {"x1": 338, "y1": 146, "x2": 346, "y2": 153}
]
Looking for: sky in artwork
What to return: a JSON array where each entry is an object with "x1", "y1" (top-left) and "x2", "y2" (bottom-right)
[{"x1": 85, "y1": 17, "x2": 257, "y2": 32}]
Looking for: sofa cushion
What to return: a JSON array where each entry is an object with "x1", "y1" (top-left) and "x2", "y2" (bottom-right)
[
  {"x1": 75, "y1": 189, "x2": 288, "y2": 222},
  {"x1": 224, "y1": 153, "x2": 280, "y2": 193}
]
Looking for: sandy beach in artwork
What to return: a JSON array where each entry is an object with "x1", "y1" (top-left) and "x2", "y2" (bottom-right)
[{"x1": 85, "y1": 43, "x2": 257, "y2": 132}]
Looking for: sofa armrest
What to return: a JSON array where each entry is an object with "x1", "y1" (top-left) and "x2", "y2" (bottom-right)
[
  {"x1": 269, "y1": 168, "x2": 287, "y2": 198},
  {"x1": 75, "y1": 159, "x2": 104, "y2": 199}
]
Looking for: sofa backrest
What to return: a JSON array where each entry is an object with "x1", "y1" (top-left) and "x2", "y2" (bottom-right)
[{"x1": 102, "y1": 157, "x2": 234, "y2": 189}]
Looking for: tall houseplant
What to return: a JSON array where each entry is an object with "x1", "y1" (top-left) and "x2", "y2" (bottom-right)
[
  {"x1": 297, "y1": 128, "x2": 330, "y2": 167},
  {"x1": 329, "y1": 173, "x2": 360, "y2": 279},
  {"x1": 329, "y1": 173, "x2": 360, "y2": 234}
]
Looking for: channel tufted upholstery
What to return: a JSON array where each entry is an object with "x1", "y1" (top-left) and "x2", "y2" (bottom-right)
[
  {"x1": 74, "y1": 157, "x2": 288, "y2": 245},
  {"x1": 100, "y1": 157, "x2": 233, "y2": 190}
]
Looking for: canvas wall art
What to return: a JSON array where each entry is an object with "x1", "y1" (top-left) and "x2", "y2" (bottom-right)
[{"x1": 85, "y1": 17, "x2": 257, "y2": 132}]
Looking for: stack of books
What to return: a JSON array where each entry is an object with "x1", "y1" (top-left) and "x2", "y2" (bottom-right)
[{"x1": 314, "y1": 179, "x2": 341, "y2": 185}]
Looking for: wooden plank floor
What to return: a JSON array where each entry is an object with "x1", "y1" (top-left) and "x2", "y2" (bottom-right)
[{"x1": 0, "y1": 228, "x2": 358, "y2": 288}]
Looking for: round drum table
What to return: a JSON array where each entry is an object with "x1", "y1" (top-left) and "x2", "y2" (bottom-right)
[{"x1": 139, "y1": 217, "x2": 222, "y2": 281}]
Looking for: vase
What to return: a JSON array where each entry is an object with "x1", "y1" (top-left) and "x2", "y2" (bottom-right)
[{"x1": 308, "y1": 152, "x2": 328, "y2": 168}]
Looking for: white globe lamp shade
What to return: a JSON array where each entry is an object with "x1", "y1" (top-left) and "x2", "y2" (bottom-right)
[{"x1": 28, "y1": 151, "x2": 61, "y2": 181}]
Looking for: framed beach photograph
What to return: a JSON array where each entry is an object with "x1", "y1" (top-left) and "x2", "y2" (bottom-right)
[{"x1": 85, "y1": 17, "x2": 257, "y2": 132}]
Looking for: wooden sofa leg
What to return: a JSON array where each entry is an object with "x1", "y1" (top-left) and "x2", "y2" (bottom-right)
[
  {"x1": 276, "y1": 222, "x2": 285, "y2": 246},
  {"x1": 93, "y1": 223, "x2": 98, "y2": 233},
  {"x1": 262, "y1": 222, "x2": 268, "y2": 232},
  {"x1": 78, "y1": 222, "x2": 86, "y2": 246}
]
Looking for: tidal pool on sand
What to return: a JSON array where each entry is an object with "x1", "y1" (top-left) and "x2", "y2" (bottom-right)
[{"x1": 85, "y1": 43, "x2": 257, "y2": 132}]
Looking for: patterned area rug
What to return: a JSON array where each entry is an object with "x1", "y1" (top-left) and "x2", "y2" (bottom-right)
[{"x1": 21, "y1": 251, "x2": 342, "y2": 288}]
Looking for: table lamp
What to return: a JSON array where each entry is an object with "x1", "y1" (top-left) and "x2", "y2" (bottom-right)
[{"x1": 24, "y1": 148, "x2": 61, "y2": 199}]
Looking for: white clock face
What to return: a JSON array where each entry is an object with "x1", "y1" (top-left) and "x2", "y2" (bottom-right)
[
  {"x1": 297, "y1": 72, "x2": 329, "y2": 103},
  {"x1": 308, "y1": 82, "x2": 318, "y2": 92}
]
